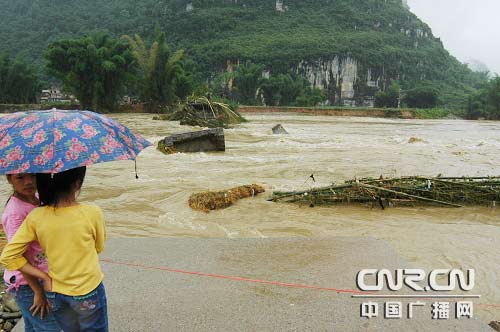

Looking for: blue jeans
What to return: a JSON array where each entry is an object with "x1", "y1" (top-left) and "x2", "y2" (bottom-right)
[
  {"x1": 9, "y1": 284, "x2": 61, "y2": 332},
  {"x1": 45, "y1": 283, "x2": 108, "y2": 332}
]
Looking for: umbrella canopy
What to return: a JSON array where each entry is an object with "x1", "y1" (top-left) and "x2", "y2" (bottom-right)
[{"x1": 0, "y1": 109, "x2": 152, "y2": 174}]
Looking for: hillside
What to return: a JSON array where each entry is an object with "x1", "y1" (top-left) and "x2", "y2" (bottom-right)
[{"x1": 0, "y1": 0, "x2": 484, "y2": 108}]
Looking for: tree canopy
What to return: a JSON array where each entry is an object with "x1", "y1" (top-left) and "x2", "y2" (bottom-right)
[
  {"x1": 0, "y1": 54, "x2": 40, "y2": 104},
  {"x1": 375, "y1": 81, "x2": 400, "y2": 108},
  {"x1": 123, "y1": 26, "x2": 193, "y2": 111},
  {"x1": 467, "y1": 77, "x2": 500, "y2": 119},
  {"x1": 403, "y1": 85, "x2": 439, "y2": 109},
  {"x1": 45, "y1": 32, "x2": 136, "y2": 111}
]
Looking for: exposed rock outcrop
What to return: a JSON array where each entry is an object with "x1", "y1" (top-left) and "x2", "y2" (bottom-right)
[{"x1": 272, "y1": 124, "x2": 288, "y2": 134}]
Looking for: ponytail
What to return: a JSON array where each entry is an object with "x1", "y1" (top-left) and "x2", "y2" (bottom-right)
[{"x1": 37, "y1": 167, "x2": 86, "y2": 207}]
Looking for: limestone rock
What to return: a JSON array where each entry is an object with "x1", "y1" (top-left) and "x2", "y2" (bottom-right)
[
  {"x1": 272, "y1": 124, "x2": 288, "y2": 135},
  {"x1": 3, "y1": 320, "x2": 13, "y2": 331},
  {"x1": 1, "y1": 294, "x2": 19, "y2": 313}
]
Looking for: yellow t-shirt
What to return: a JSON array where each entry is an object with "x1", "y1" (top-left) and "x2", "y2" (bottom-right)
[{"x1": 0, "y1": 203, "x2": 106, "y2": 296}]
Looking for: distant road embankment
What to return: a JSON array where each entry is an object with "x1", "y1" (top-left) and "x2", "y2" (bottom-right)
[
  {"x1": 238, "y1": 106, "x2": 465, "y2": 120},
  {"x1": 238, "y1": 106, "x2": 417, "y2": 119},
  {"x1": 0, "y1": 104, "x2": 461, "y2": 120}
]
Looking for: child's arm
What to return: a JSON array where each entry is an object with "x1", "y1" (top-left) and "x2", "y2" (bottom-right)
[
  {"x1": 18, "y1": 263, "x2": 51, "y2": 291},
  {"x1": 21, "y1": 271, "x2": 46, "y2": 293},
  {"x1": 94, "y1": 207, "x2": 106, "y2": 254},
  {"x1": 0, "y1": 215, "x2": 36, "y2": 271}
]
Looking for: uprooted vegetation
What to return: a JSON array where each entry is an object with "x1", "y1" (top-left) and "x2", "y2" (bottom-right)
[
  {"x1": 189, "y1": 184, "x2": 265, "y2": 212},
  {"x1": 271, "y1": 176, "x2": 500, "y2": 208},
  {"x1": 153, "y1": 97, "x2": 246, "y2": 128}
]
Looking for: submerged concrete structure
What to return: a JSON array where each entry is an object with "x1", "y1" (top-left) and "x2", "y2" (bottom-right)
[{"x1": 159, "y1": 128, "x2": 225, "y2": 153}]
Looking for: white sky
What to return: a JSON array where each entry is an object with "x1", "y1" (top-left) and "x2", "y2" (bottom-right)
[{"x1": 407, "y1": 0, "x2": 500, "y2": 75}]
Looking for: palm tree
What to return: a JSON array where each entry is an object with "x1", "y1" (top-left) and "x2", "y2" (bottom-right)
[{"x1": 123, "y1": 26, "x2": 187, "y2": 111}]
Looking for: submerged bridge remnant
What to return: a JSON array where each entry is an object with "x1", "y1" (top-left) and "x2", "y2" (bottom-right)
[{"x1": 158, "y1": 128, "x2": 225, "y2": 154}]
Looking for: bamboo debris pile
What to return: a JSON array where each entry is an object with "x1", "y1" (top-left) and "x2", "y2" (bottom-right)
[
  {"x1": 189, "y1": 184, "x2": 265, "y2": 212},
  {"x1": 155, "y1": 96, "x2": 246, "y2": 128},
  {"x1": 270, "y1": 176, "x2": 500, "y2": 208}
]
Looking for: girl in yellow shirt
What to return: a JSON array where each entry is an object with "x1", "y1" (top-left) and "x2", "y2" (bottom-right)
[{"x1": 1, "y1": 166, "x2": 108, "y2": 332}]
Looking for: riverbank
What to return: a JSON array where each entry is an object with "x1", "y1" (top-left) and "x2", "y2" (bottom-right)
[
  {"x1": 1, "y1": 104, "x2": 464, "y2": 120},
  {"x1": 238, "y1": 106, "x2": 463, "y2": 119},
  {"x1": 11, "y1": 237, "x2": 492, "y2": 332}
]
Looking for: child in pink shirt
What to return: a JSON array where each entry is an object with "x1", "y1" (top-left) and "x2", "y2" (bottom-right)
[{"x1": 2, "y1": 173, "x2": 60, "y2": 332}]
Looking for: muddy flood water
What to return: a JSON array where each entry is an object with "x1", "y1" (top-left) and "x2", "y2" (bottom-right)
[{"x1": 1, "y1": 113, "x2": 499, "y2": 322}]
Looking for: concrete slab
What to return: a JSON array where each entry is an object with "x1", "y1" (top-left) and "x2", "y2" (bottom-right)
[{"x1": 13, "y1": 237, "x2": 491, "y2": 332}]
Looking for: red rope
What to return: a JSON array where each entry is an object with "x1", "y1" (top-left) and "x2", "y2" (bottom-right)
[
  {"x1": 100, "y1": 258, "x2": 365, "y2": 294},
  {"x1": 100, "y1": 258, "x2": 500, "y2": 310}
]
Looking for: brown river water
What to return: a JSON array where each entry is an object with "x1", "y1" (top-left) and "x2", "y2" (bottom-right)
[{"x1": 1, "y1": 113, "x2": 499, "y2": 321}]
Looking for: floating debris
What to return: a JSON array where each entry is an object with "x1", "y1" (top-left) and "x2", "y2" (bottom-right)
[
  {"x1": 189, "y1": 184, "x2": 265, "y2": 212},
  {"x1": 155, "y1": 97, "x2": 246, "y2": 128},
  {"x1": 270, "y1": 176, "x2": 500, "y2": 208},
  {"x1": 408, "y1": 137, "x2": 424, "y2": 143},
  {"x1": 490, "y1": 321, "x2": 500, "y2": 332}
]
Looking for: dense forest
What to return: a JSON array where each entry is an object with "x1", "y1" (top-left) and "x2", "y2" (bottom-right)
[{"x1": 0, "y1": 0, "x2": 490, "y2": 109}]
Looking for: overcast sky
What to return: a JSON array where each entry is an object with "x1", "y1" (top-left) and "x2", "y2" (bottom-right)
[{"x1": 407, "y1": 0, "x2": 500, "y2": 75}]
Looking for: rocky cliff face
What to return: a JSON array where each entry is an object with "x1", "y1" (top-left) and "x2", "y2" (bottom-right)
[
  {"x1": 298, "y1": 57, "x2": 359, "y2": 106},
  {"x1": 213, "y1": 0, "x2": 440, "y2": 106}
]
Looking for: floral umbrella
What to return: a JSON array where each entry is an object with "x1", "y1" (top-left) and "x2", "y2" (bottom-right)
[{"x1": 0, "y1": 109, "x2": 152, "y2": 174}]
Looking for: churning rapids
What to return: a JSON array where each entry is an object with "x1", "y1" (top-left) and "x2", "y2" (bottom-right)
[{"x1": 1, "y1": 113, "x2": 499, "y2": 321}]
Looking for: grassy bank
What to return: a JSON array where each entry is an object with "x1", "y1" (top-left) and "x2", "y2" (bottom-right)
[{"x1": 412, "y1": 108, "x2": 466, "y2": 119}]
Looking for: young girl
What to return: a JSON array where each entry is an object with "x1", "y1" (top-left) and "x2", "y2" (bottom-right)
[
  {"x1": 2, "y1": 173, "x2": 60, "y2": 332},
  {"x1": 1, "y1": 167, "x2": 108, "y2": 332}
]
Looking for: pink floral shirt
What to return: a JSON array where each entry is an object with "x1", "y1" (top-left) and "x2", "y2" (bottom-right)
[{"x1": 2, "y1": 196, "x2": 48, "y2": 288}]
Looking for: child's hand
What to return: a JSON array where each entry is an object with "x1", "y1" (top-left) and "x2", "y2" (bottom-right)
[
  {"x1": 30, "y1": 291, "x2": 49, "y2": 319},
  {"x1": 42, "y1": 276, "x2": 52, "y2": 292}
]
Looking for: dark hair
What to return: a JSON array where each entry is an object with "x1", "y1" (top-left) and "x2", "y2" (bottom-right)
[{"x1": 37, "y1": 166, "x2": 86, "y2": 207}]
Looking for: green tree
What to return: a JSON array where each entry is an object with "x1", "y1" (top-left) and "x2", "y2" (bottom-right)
[
  {"x1": 466, "y1": 77, "x2": 500, "y2": 119},
  {"x1": 260, "y1": 73, "x2": 304, "y2": 106},
  {"x1": 232, "y1": 62, "x2": 264, "y2": 105},
  {"x1": 123, "y1": 26, "x2": 192, "y2": 111},
  {"x1": 296, "y1": 87, "x2": 325, "y2": 107},
  {"x1": 209, "y1": 71, "x2": 234, "y2": 99},
  {"x1": 375, "y1": 81, "x2": 400, "y2": 108},
  {"x1": 486, "y1": 77, "x2": 500, "y2": 119},
  {"x1": 0, "y1": 54, "x2": 40, "y2": 104},
  {"x1": 403, "y1": 86, "x2": 439, "y2": 108},
  {"x1": 45, "y1": 32, "x2": 136, "y2": 111}
]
